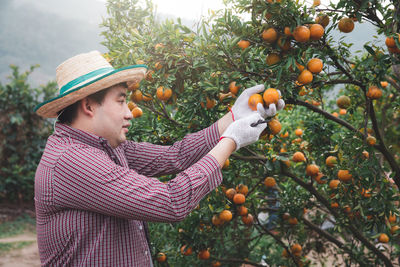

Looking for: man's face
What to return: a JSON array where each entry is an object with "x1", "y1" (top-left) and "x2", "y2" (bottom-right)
[{"x1": 92, "y1": 84, "x2": 133, "y2": 148}]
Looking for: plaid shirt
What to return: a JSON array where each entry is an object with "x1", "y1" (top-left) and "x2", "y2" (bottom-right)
[{"x1": 35, "y1": 122, "x2": 222, "y2": 266}]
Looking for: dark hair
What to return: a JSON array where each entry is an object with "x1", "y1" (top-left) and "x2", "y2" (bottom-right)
[{"x1": 57, "y1": 82, "x2": 127, "y2": 124}]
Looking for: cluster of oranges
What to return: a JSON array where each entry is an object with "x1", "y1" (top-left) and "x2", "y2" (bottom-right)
[{"x1": 213, "y1": 184, "x2": 254, "y2": 227}]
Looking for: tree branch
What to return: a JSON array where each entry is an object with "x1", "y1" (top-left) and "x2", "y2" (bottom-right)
[
  {"x1": 282, "y1": 170, "x2": 393, "y2": 267},
  {"x1": 368, "y1": 100, "x2": 400, "y2": 189}
]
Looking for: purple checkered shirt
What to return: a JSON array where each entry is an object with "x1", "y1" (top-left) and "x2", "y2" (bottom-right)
[{"x1": 34, "y1": 122, "x2": 222, "y2": 266}]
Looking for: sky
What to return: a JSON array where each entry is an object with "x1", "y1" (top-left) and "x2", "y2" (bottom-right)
[{"x1": 96, "y1": 0, "x2": 334, "y2": 21}]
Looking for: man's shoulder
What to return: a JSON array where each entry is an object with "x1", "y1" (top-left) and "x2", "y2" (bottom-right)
[{"x1": 40, "y1": 135, "x2": 101, "y2": 167}]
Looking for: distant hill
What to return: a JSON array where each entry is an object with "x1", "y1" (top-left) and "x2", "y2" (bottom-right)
[
  {"x1": 0, "y1": 0, "x2": 386, "y2": 87},
  {"x1": 0, "y1": 0, "x2": 107, "y2": 86}
]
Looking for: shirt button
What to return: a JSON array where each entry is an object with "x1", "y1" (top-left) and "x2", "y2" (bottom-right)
[
  {"x1": 144, "y1": 251, "x2": 148, "y2": 255},
  {"x1": 139, "y1": 225, "x2": 143, "y2": 230}
]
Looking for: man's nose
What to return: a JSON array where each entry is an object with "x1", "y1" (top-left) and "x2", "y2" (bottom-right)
[{"x1": 125, "y1": 102, "x2": 133, "y2": 120}]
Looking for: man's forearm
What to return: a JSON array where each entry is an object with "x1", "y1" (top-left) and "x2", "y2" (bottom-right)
[{"x1": 217, "y1": 112, "x2": 234, "y2": 136}]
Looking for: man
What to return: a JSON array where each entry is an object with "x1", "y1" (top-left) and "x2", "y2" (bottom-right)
[{"x1": 34, "y1": 51, "x2": 284, "y2": 266}]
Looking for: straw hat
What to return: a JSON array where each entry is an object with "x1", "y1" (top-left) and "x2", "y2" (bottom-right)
[{"x1": 34, "y1": 51, "x2": 147, "y2": 118}]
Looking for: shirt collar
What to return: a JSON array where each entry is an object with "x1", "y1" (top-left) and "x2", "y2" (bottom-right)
[{"x1": 54, "y1": 122, "x2": 111, "y2": 150}]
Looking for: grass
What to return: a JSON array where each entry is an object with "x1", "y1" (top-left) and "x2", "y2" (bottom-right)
[
  {"x1": 0, "y1": 214, "x2": 36, "y2": 239},
  {"x1": 0, "y1": 241, "x2": 35, "y2": 255}
]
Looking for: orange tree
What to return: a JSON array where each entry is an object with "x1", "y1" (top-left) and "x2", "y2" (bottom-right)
[{"x1": 102, "y1": 0, "x2": 400, "y2": 266}]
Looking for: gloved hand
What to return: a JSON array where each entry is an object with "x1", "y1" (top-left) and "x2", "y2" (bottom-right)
[
  {"x1": 231, "y1": 84, "x2": 285, "y2": 120},
  {"x1": 221, "y1": 113, "x2": 267, "y2": 151}
]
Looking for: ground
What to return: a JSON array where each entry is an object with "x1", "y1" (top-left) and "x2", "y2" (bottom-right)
[{"x1": 0, "y1": 206, "x2": 40, "y2": 267}]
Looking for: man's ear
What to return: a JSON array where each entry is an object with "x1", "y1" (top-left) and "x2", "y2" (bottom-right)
[{"x1": 80, "y1": 97, "x2": 96, "y2": 117}]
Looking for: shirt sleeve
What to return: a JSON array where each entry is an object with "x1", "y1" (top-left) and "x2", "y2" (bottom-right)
[
  {"x1": 53, "y1": 144, "x2": 222, "y2": 222},
  {"x1": 122, "y1": 122, "x2": 220, "y2": 177}
]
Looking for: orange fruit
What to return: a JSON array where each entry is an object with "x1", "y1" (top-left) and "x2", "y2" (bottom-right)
[
  {"x1": 332, "y1": 112, "x2": 339, "y2": 117},
  {"x1": 295, "y1": 128, "x2": 303, "y2": 136},
  {"x1": 388, "y1": 46, "x2": 400, "y2": 54},
  {"x1": 278, "y1": 37, "x2": 291, "y2": 51},
  {"x1": 293, "y1": 25, "x2": 310, "y2": 42},
  {"x1": 306, "y1": 164, "x2": 319, "y2": 177},
  {"x1": 325, "y1": 156, "x2": 337, "y2": 167},
  {"x1": 229, "y1": 81, "x2": 241, "y2": 95},
  {"x1": 145, "y1": 70, "x2": 154, "y2": 81},
  {"x1": 380, "y1": 81, "x2": 388, "y2": 88},
  {"x1": 212, "y1": 214, "x2": 223, "y2": 226},
  {"x1": 288, "y1": 217, "x2": 298, "y2": 225},
  {"x1": 378, "y1": 233, "x2": 389, "y2": 243},
  {"x1": 205, "y1": 97, "x2": 216, "y2": 109},
  {"x1": 291, "y1": 244, "x2": 302, "y2": 255},
  {"x1": 233, "y1": 193, "x2": 246, "y2": 205},
  {"x1": 339, "y1": 109, "x2": 347, "y2": 115},
  {"x1": 282, "y1": 248, "x2": 289, "y2": 258},
  {"x1": 284, "y1": 26, "x2": 292, "y2": 36},
  {"x1": 130, "y1": 90, "x2": 143, "y2": 102},
  {"x1": 297, "y1": 70, "x2": 313, "y2": 85},
  {"x1": 225, "y1": 188, "x2": 236, "y2": 200},
  {"x1": 337, "y1": 170, "x2": 353, "y2": 182},
  {"x1": 223, "y1": 159, "x2": 230, "y2": 169},
  {"x1": 292, "y1": 152, "x2": 306, "y2": 162},
  {"x1": 238, "y1": 40, "x2": 250, "y2": 50},
  {"x1": 154, "y1": 62, "x2": 163, "y2": 70},
  {"x1": 264, "y1": 177, "x2": 276, "y2": 188},
  {"x1": 219, "y1": 210, "x2": 233, "y2": 222},
  {"x1": 366, "y1": 135, "x2": 376, "y2": 146},
  {"x1": 331, "y1": 202, "x2": 339, "y2": 208},
  {"x1": 211, "y1": 261, "x2": 222, "y2": 267},
  {"x1": 389, "y1": 212, "x2": 397, "y2": 224},
  {"x1": 127, "y1": 101, "x2": 137, "y2": 111},
  {"x1": 329, "y1": 179, "x2": 340, "y2": 189},
  {"x1": 181, "y1": 245, "x2": 193, "y2": 256},
  {"x1": 343, "y1": 205, "x2": 351, "y2": 213},
  {"x1": 338, "y1": 18, "x2": 355, "y2": 33},
  {"x1": 280, "y1": 131, "x2": 289, "y2": 138},
  {"x1": 248, "y1": 94, "x2": 264, "y2": 111},
  {"x1": 391, "y1": 225, "x2": 400, "y2": 234},
  {"x1": 282, "y1": 213, "x2": 291, "y2": 220},
  {"x1": 241, "y1": 214, "x2": 254, "y2": 226},
  {"x1": 386, "y1": 36, "x2": 397, "y2": 48},
  {"x1": 198, "y1": 249, "x2": 210, "y2": 260},
  {"x1": 127, "y1": 81, "x2": 140, "y2": 91},
  {"x1": 316, "y1": 14, "x2": 330, "y2": 28},
  {"x1": 295, "y1": 61, "x2": 305, "y2": 72},
  {"x1": 262, "y1": 28, "x2": 278, "y2": 43},
  {"x1": 314, "y1": 172, "x2": 327, "y2": 184},
  {"x1": 362, "y1": 150, "x2": 369, "y2": 159},
  {"x1": 237, "y1": 206, "x2": 248, "y2": 216},
  {"x1": 361, "y1": 188, "x2": 371, "y2": 198},
  {"x1": 263, "y1": 88, "x2": 280, "y2": 105},
  {"x1": 131, "y1": 107, "x2": 143, "y2": 118},
  {"x1": 310, "y1": 24, "x2": 324, "y2": 40},
  {"x1": 156, "y1": 252, "x2": 167, "y2": 262},
  {"x1": 142, "y1": 94, "x2": 153, "y2": 102},
  {"x1": 266, "y1": 53, "x2": 281, "y2": 66},
  {"x1": 268, "y1": 119, "x2": 282, "y2": 135},
  {"x1": 307, "y1": 58, "x2": 323, "y2": 73},
  {"x1": 313, "y1": 0, "x2": 321, "y2": 6},
  {"x1": 336, "y1": 95, "x2": 351, "y2": 109},
  {"x1": 156, "y1": 86, "x2": 172, "y2": 101},
  {"x1": 366, "y1": 86, "x2": 382, "y2": 99},
  {"x1": 236, "y1": 184, "x2": 249, "y2": 196}
]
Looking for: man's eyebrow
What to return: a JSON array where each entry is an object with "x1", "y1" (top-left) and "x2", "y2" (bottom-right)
[{"x1": 118, "y1": 92, "x2": 127, "y2": 98}]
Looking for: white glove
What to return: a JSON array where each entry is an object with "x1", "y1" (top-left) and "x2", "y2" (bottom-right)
[
  {"x1": 231, "y1": 84, "x2": 285, "y2": 119},
  {"x1": 221, "y1": 113, "x2": 267, "y2": 151}
]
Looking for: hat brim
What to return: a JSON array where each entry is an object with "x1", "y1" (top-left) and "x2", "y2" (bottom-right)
[{"x1": 35, "y1": 65, "x2": 147, "y2": 118}]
